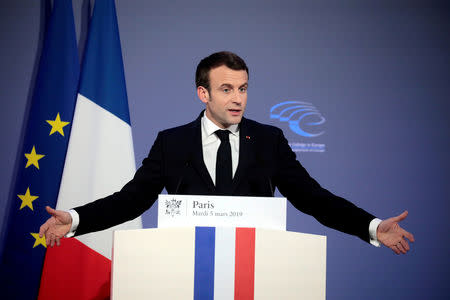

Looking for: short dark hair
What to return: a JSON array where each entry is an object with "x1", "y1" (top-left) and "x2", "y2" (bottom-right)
[{"x1": 195, "y1": 51, "x2": 249, "y2": 91}]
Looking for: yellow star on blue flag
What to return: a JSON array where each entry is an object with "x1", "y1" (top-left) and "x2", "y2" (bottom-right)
[
  {"x1": 24, "y1": 146, "x2": 45, "y2": 169},
  {"x1": 17, "y1": 187, "x2": 39, "y2": 211},
  {"x1": 30, "y1": 233, "x2": 47, "y2": 248},
  {"x1": 46, "y1": 113, "x2": 70, "y2": 136}
]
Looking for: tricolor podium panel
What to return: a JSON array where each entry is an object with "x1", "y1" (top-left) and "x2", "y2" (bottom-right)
[{"x1": 111, "y1": 227, "x2": 326, "y2": 300}]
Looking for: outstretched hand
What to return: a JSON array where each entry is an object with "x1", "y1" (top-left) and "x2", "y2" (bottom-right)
[
  {"x1": 39, "y1": 206, "x2": 72, "y2": 247},
  {"x1": 377, "y1": 211, "x2": 415, "y2": 255}
]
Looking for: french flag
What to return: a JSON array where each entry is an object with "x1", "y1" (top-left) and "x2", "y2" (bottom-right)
[{"x1": 39, "y1": 1, "x2": 142, "y2": 299}]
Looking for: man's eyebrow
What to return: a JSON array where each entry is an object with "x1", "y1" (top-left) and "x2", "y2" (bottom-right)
[
  {"x1": 219, "y1": 82, "x2": 248, "y2": 89},
  {"x1": 219, "y1": 83, "x2": 233, "y2": 89}
]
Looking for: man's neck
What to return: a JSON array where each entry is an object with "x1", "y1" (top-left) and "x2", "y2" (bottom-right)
[{"x1": 202, "y1": 112, "x2": 239, "y2": 134}]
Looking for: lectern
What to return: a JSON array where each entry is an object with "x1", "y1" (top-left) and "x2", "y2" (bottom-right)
[{"x1": 111, "y1": 195, "x2": 326, "y2": 299}]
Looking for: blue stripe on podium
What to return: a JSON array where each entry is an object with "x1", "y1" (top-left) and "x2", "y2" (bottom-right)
[{"x1": 194, "y1": 227, "x2": 216, "y2": 300}]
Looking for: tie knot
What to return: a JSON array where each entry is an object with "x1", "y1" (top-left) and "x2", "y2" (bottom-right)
[{"x1": 215, "y1": 130, "x2": 230, "y2": 142}]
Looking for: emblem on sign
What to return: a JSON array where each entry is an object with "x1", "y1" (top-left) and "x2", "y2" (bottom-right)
[{"x1": 165, "y1": 198, "x2": 182, "y2": 217}]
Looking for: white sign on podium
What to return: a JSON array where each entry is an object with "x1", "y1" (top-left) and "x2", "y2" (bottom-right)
[{"x1": 157, "y1": 194, "x2": 287, "y2": 230}]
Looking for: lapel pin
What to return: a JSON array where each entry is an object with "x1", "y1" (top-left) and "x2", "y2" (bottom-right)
[{"x1": 246, "y1": 136, "x2": 251, "y2": 139}]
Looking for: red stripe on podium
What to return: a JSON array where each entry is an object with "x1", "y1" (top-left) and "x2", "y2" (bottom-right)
[
  {"x1": 234, "y1": 228, "x2": 255, "y2": 300},
  {"x1": 38, "y1": 238, "x2": 111, "y2": 300}
]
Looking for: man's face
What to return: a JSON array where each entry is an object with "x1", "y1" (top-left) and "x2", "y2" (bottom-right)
[{"x1": 198, "y1": 65, "x2": 248, "y2": 128}]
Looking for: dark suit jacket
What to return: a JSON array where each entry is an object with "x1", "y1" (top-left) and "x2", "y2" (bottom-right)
[{"x1": 74, "y1": 113, "x2": 376, "y2": 242}]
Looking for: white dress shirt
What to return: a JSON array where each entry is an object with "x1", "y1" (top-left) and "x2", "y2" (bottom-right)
[{"x1": 201, "y1": 113, "x2": 239, "y2": 185}]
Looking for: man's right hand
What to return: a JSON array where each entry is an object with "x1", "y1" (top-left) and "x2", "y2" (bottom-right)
[{"x1": 39, "y1": 206, "x2": 73, "y2": 247}]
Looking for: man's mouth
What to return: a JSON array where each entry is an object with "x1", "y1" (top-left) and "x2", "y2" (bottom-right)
[{"x1": 229, "y1": 109, "x2": 241, "y2": 116}]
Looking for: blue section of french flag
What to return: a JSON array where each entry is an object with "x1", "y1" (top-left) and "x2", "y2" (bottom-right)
[{"x1": 78, "y1": 0, "x2": 130, "y2": 125}]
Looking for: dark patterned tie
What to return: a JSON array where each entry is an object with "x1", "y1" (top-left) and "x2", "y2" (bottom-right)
[{"x1": 215, "y1": 130, "x2": 232, "y2": 194}]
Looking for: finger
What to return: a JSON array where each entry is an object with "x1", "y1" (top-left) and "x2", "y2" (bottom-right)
[
  {"x1": 46, "y1": 206, "x2": 69, "y2": 223},
  {"x1": 392, "y1": 210, "x2": 408, "y2": 222},
  {"x1": 402, "y1": 230, "x2": 415, "y2": 243},
  {"x1": 399, "y1": 238, "x2": 410, "y2": 252},
  {"x1": 39, "y1": 223, "x2": 48, "y2": 238},
  {"x1": 56, "y1": 237, "x2": 61, "y2": 247},
  {"x1": 391, "y1": 245, "x2": 400, "y2": 255},
  {"x1": 46, "y1": 206, "x2": 57, "y2": 216},
  {"x1": 50, "y1": 234, "x2": 55, "y2": 247},
  {"x1": 396, "y1": 241, "x2": 407, "y2": 254}
]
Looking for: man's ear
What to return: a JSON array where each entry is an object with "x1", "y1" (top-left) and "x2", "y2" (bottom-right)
[{"x1": 197, "y1": 86, "x2": 209, "y2": 104}]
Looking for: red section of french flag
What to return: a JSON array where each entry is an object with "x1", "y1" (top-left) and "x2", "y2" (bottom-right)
[
  {"x1": 38, "y1": 238, "x2": 111, "y2": 300},
  {"x1": 234, "y1": 228, "x2": 256, "y2": 300}
]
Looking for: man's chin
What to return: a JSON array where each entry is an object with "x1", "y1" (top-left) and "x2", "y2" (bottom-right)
[{"x1": 228, "y1": 115, "x2": 243, "y2": 125}]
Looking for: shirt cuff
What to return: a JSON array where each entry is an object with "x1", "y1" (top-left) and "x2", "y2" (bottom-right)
[
  {"x1": 65, "y1": 209, "x2": 80, "y2": 238},
  {"x1": 369, "y1": 218, "x2": 382, "y2": 247}
]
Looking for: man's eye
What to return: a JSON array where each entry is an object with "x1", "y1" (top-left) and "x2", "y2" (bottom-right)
[
  {"x1": 223, "y1": 88, "x2": 230, "y2": 93},
  {"x1": 239, "y1": 87, "x2": 247, "y2": 92}
]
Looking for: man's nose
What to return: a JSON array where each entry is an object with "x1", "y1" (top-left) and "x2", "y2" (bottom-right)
[{"x1": 231, "y1": 91, "x2": 243, "y2": 104}]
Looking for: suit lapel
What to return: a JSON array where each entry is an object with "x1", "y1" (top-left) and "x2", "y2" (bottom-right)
[
  {"x1": 231, "y1": 118, "x2": 253, "y2": 194},
  {"x1": 189, "y1": 113, "x2": 216, "y2": 192}
]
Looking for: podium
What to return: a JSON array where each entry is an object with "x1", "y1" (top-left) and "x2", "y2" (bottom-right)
[{"x1": 111, "y1": 195, "x2": 326, "y2": 299}]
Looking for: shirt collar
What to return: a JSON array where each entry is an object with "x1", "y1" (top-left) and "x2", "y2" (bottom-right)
[{"x1": 201, "y1": 111, "x2": 239, "y2": 137}]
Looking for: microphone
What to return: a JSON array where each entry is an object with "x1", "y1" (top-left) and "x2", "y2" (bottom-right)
[
  {"x1": 255, "y1": 153, "x2": 274, "y2": 197},
  {"x1": 267, "y1": 174, "x2": 274, "y2": 197},
  {"x1": 174, "y1": 159, "x2": 191, "y2": 194}
]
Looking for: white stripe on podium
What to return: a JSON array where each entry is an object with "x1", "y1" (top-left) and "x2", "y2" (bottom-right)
[{"x1": 214, "y1": 227, "x2": 236, "y2": 300}]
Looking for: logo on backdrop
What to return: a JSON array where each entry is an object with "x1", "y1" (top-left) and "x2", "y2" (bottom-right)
[{"x1": 270, "y1": 101, "x2": 326, "y2": 152}]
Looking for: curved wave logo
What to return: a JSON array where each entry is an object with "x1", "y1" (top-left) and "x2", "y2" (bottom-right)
[{"x1": 270, "y1": 101, "x2": 325, "y2": 137}]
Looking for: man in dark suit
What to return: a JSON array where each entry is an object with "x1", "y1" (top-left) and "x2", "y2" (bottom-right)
[{"x1": 40, "y1": 51, "x2": 414, "y2": 254}]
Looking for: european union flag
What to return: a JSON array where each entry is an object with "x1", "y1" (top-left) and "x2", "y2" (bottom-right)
[{"x1": 0, "y1": 0, "x2": 79, "y2": 298}]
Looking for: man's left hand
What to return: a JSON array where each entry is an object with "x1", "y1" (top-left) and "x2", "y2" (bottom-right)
[{"x1": 377, "y1": 210, "x2": 415, "y2": 255}]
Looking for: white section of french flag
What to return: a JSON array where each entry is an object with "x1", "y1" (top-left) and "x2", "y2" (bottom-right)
[{"x1": 55, "y1": 94, "x2": 142, "y2": 259}]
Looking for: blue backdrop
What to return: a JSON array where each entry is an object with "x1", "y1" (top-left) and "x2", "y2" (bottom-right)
[{"x1": 1, "y1": 1, "x2": 449, "y2": 299}]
